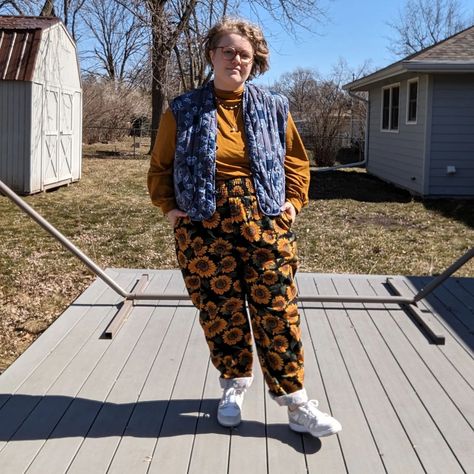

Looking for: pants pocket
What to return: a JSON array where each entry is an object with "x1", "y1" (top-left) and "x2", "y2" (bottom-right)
[{"x1": 275, "y1": 211, "x2": 293, "y2": 232}]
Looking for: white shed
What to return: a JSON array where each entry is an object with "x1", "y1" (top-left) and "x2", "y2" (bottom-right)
[{"x1": 0, "y1": 16, "x2": 82, "y2": 195}]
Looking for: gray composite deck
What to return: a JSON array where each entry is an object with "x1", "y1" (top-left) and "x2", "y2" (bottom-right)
[{"x1": 0, "y1": 269, "x2": 473, "y2": 474}]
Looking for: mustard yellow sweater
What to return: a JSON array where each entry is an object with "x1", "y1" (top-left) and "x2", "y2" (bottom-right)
[{"x1": 148, "y1": 87, "x2": 310, "y2": 215}]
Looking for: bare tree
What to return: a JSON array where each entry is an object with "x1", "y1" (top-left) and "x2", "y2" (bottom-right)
[
  {"x1": 330, "y1": 58, "x2": 368, "y2": 163},
  {"x1": 309, "y1": 79, "x2": 352, "y2": 166},
  {"x1": 172, "y1": 0, "x2": 232, "y2": 93},
  {"x1": 59, "y1": 0, "x2": 87, "y2": 41},
  {"x1": 273, "y1": 60, "x2": 370, "y2": 167},
  {"x1": 273, "y1": 68, "x2": 348, "y2": 166},
  {"x1": 272, "y1": 68, "x2": 318, "y2": 120},
  {"x1": 80, "y1": 0, "x2": 147, "y2": 83},
  {"x1": 2, "y1": 0, "x2": 328, "y2": 151},
  {"x1": 246, "y1": 0, "x2": 326, "y2": 34},
  {"x1": 149, "y1": 0, "x2": 198, "y2": 149},
  {"x1": 0, "y1": 0, "x2": 36, "y2": 14},
  {"x1": 82, "y1": 74, "x2": 150, "y2": 143},
  {"x1": 113, "y1": 0, "x2": 199, "y2": 149},
  {"x1": 0, "y1": 0, "x2": 86, "y2": 40},
  {"x1": 387, "y1": 0, "x2": 469, "y2": 57},
  {"x1": 118, "y1": 0, "x2": 327, "y2": 151}
]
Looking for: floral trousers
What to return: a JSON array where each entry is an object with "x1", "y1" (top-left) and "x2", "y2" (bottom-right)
[{"x1": 174, "y1": 178, "x2": 304, "y2": 397}]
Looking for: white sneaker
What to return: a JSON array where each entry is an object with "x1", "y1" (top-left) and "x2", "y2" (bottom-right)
[
  {"x1": 217, "y1": 377, "x2": 252, "y2": 427},
  {"x1": 288, "y1": 400, "x2": 342, "y2": 437}
]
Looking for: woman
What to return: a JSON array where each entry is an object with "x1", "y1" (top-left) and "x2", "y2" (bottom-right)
[{"x1": 148, "y1": 17, "x2": 341, "y2": 438}]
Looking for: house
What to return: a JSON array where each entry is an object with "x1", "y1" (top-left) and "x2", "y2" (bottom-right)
[
  {"x1": 344, "y1": 26, "x2": 474, "y2": 197},
  {"x1": 0, "y1": 16, "x2": 82, "y2": 195}
]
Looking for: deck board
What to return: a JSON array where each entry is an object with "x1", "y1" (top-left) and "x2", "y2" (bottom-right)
[
  {"x1": 0, "y1": 271, "x2": 137, "y2": 460},
  {"x1": 403, "y1": 277, "x2": 474, "y2": 353},
  {"x1": 323, "y1": 277, "x2": 425, "y2": 473},
  {"x1": 349, "y1": 277, "x2": 468, "y2": 473},
  {"x1": 0, "y1": 269, "x2": 473, "y2": 473},
  {"x1": 301, "y1": 276, "x2": 386, "y2": 474},
  {"x1": 351, "y1": 277, "x2": 472, "y2": 471},
  {"x1": 398, "y1": 277, "x2": 474, "y2": 385},
  {"x1": 227, "y1": 366, "x2": 267, "y2": 474},
  {"x1": 369, "y1": 278, "x2": 474, "y2": 422},
  {"x1": 146, "y1": 307, "x2": 209, "y2": 474},
  {"x1": 298, "y1": 275, "x2": 346, "y2": 474},
  {"x1": 106, "y1": 311, "x2": 196, "y2": 473}
]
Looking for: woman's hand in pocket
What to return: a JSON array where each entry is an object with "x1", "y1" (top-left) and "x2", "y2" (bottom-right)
[
  {"x1": 166, "y1": 208, "x2": 188, "y2": 227},
  {"x1": 280, "y1": 201, "x2": 296, "y2": 225}
]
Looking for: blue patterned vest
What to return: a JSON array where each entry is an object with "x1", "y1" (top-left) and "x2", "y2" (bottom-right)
[{"x1": 170, "y1": 81, "x2": 289, "y2": 220}]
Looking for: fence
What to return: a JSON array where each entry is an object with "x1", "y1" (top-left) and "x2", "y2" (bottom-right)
[
  {"x1": 83, "y1": 126, "x2": 154, "y2": 159},
  {"x1": 83, "y1": 126, "x2": 366, "y2": 166}
]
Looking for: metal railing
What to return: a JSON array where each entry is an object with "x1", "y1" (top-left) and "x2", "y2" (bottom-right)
[
  {"x1": 1, "y1": 177, "x2": 472, "y2": 343},
  {"x1": 1, "y1": 177, "x2": 472, "y2": 304}
]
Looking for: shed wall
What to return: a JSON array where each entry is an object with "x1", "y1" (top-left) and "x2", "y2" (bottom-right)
[
  {"x1": 429, "y1": 74, "x2": 474, "y2": 196},
  {"x1": 0, "y1": 81, "x2": 31, "y2": 194},
  {"x1": 33, "y1": 24, "x2": 81, "y2": 90},
  {"x1": 72, "y1": 90, "x2": 82, "y2": 181},
  {"x1": 32, "y1": 23, "x2": 82, "y2": 191},
  {"x1": 30, "y1": 82, "x2": 43, "y2": 193},
  {"x1": 367, "y1": 73, "x2": 428, "y2": 194}
]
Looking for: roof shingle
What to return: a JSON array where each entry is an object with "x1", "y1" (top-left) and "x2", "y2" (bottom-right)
[{"x1": 408, "y1": 26, "x2": 474, "y2": 62}]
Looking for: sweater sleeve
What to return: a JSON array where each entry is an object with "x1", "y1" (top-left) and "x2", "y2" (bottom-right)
[
  {"x1": 147, "y1": 108, "x2": 178, "y2": 215},
  {"x1": 285, "y1": 112, "x2": 310, "y2": 213}
]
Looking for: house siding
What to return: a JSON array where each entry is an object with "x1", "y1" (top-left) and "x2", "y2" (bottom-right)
[
  {"x1": 367, "y1": 73, "x2": 428, "y2": 194},
  {"x1": 429, "y1": 74, "x2": 474, "y2": 196}
]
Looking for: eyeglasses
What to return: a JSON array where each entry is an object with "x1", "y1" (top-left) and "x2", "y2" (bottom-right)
[{"x1": 214, "y1": 46, "x2": 253, "y2": 64}]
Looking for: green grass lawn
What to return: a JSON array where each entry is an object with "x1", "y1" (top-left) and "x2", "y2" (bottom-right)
[{"x1": 0, "y1": 157, "x2": 473, "y2": 372}]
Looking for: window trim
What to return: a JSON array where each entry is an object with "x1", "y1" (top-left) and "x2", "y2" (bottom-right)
[
  {"x1": 381, "y1": 82, "x2": 400, "y2": 133},
  {"x1": 406, "y1": 77, "x2": 419, "y2": 125}
]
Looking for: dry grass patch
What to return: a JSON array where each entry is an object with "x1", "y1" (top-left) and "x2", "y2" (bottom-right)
[
  {"x1": 297, "y1": 169, "x2": 473, "y2": 276},
  {"x1": 0, "y1": 160, "x2": 473, "y2": 373}
]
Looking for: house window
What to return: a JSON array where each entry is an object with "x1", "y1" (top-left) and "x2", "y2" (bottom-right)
[
  {"x1": 407, "y1": 79, "x2": 418, "y2": 123},
  {"x1": 381, "y1": 84, "x2": 400, "y2": 131}
]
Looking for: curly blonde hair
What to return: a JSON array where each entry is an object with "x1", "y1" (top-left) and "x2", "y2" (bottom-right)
[{"x1": 203, "y1": 17, "x2": 270, "y2": 80}]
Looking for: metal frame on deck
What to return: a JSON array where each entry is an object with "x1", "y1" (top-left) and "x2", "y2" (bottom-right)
[{"x1": 2, "y1": 178, "x2": 473, "y2": 344}]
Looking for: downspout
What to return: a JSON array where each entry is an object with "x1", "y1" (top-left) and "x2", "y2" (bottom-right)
[{"x1": 315, "y1": 90, "x2": 369, "y2": 172}]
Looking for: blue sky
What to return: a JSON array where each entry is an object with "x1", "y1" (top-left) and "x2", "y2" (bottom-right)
[{"x1": 252, "y1": 0, "x2": 474, "y2": 85}]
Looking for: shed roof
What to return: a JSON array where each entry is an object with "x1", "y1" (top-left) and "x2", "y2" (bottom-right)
[
  {"x1": 344, "y1": 25, "x2": 474, "y2": 91},
  {"x1": 0, "y1": 16, "x2": 61, "y2": 82}
]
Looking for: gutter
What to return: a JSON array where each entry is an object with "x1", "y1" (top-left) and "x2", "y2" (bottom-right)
[
  {"x1": 344, "y1": 61, "x2": 474, "y2": 91},
  {"x1": 342, "y1": 63, "x2": 405, "y2": 91},
  {"x1": 403, "y1": 60, "x2": 474, "y2": 72}
]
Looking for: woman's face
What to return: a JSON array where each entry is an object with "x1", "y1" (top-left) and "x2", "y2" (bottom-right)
[{"x1": 210, "y1": 32, "x2": 254, "y2": 91}]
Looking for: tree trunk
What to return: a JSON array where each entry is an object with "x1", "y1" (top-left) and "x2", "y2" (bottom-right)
[
  {"x1": 40, "y1": 0, "x2": 55, "y2": 16},
  {"x1": 150, "y1": 62, "x2": 168, "y2": 153},
  {"x1": 148, "y1": 0, "x2": 198, "y2": 152},
  {"x1": 149, "y1": 15, "x2": 171, "y2": 153}
]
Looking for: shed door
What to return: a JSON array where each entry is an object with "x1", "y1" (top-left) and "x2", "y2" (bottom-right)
[{"x1": 43, "y1": 87, "x2": 73, "y2": 186}]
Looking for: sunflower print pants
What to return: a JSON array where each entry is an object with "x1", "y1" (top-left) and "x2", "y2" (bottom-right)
[{"x1": 174, "y1": 178, "x2": 304, "y2": 397}]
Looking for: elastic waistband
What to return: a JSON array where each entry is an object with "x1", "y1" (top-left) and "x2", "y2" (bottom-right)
[{"x1": 215, "y1": 177, "x2": 255, "y2": 197}]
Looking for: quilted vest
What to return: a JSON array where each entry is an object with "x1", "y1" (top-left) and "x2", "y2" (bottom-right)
[{"x1": 170, "y1": 81, "x2": 289, "y2": 220}]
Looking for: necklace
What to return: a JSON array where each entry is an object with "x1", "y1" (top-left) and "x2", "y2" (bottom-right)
[
  {"x1": 216, "y1": 99, "x2": 242, "y2": 133},
  {"x1": 217, "y1": 100, "x2": 241, "y2": 110}
]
